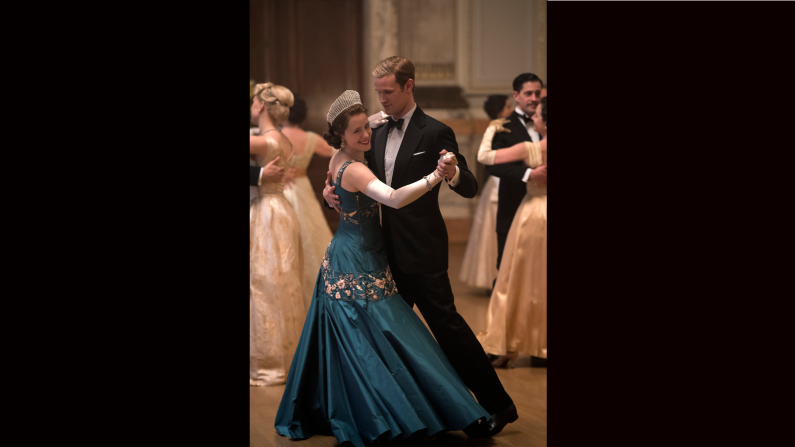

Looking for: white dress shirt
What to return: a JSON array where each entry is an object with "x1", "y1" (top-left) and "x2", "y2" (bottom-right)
[
  {"x1": 385, "y1": 104, "x2": 460, "y2": 187},
  {"x1": 515, "y1": 106, "x2": 538, "y2": 183}
]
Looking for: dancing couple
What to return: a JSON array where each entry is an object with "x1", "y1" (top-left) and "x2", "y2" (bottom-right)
[{"x1": 273, "y1": 56, "x2": 517, "y2": 446}]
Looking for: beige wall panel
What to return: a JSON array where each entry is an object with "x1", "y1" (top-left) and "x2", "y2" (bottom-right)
[{"x1": 469, "y1": 0, "x2": 545, "y2": 93}]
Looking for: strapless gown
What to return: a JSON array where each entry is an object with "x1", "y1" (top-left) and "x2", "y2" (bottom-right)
[
  {"x1": 250, "y1": 136, "x2": 306, "y2": 386},
  {"x1": 274, "y1": 161, "x2": 489, "y2": 447},
  {"x1": 282, "y1": 131, "x2": 335, "y2": 312}
]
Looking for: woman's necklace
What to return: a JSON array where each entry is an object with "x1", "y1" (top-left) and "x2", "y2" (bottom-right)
[
  {"x1": 261, "y1": 128, "x2": 278, "y2": 134},
  {"x1": 341, "y1": 148, "x2": 368, "y2": 165}
]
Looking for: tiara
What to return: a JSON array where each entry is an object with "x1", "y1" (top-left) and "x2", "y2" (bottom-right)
[{"x1": 327, "y1": 90, "x2": 362, "y2": 125}]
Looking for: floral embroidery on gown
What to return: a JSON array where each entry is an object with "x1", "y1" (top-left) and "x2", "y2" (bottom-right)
[
  {"x1": 282, "y1": 131, "x2": 335, "y2": 312},
  {"x1": 274, "y1": 161, "x2": 489, "y2": 447},
  {"x1": 250, "y1": 136, "x2": 306, "y2": 386}
]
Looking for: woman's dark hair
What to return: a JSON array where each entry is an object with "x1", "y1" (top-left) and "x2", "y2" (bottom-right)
[
  {"x1": 288, "y1": 98, "x2": 307, "y2": 124},
  {"x1": 483, "y1": 95, "x2": 508, "y2": 120},
  {"x1": 540, "y1": 97, "x2": 547, "y2": 123},
  {"x1": 323, "y1": 104, "x2": 368, "y2": 149}
]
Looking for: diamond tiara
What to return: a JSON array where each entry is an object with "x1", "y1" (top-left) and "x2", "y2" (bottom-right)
[{"x1": 327, "y1": 90, "x2": 362, "y2": 125}]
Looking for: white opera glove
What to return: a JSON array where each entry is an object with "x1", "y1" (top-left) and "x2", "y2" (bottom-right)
[
  {"x1": 365, "y1": 171, "x2": 444, "y2": 209},
  {"x1": 477, "y1": 119, "x2": 511, "y2": 166},
  {"x1": 368, "y1": 111, "x2": 389, "y2": 129}
]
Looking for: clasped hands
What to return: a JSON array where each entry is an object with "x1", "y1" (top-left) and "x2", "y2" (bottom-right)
[{"x1": 436, "y1": 150, "x2": 457, "y2": 180}]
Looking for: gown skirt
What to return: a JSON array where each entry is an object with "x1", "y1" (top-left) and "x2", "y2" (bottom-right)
[
  {"x1": 459, "y1": 176, "x2": 499, "y2": 289},
  {"x1": 477, "y1": 141, "x2": 547, "y2": 359},
  {"x1": 275, "y1": 161, "x2": 488, "y2": 447},
  {"x1": 250, "y1": 138, "x2": 306, "y2": 386}
]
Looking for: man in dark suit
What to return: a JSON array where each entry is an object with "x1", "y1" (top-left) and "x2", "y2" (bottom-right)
[
  {"x1": 324, "y1": 56, "x2": 517, "y2": 438},
  {"x1": 249, "y1": 157, "x2": 284, "y2": 186},
  {"x1": 488, "y1": 73, "x2": 548, "y2": 271}
]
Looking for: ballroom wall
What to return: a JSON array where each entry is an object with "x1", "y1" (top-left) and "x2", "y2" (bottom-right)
[{"x1": 251, "y1": 0, "x2": 546, "y2": 234}]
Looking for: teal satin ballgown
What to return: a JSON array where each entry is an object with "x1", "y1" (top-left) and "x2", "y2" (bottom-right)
[{"x1": 274, "y1": 161, "x2": 489, "y2": 446}]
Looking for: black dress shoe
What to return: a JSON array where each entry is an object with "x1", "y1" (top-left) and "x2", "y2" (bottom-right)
[
  {"x1": 462, "y1": 420, "x2": 486, "y2": 437},
  {"x1": 470, "y1": 404, "x2": 518, "y2": 438}
]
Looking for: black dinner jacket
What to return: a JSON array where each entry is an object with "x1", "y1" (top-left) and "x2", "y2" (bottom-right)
[
  {"x1": 249, "y1": 166, "x2": 261, "y2": 186},
  {"x1": 486, "y1": 111, "x2": 536, "y2": 234},
  {"x1": 365, "y1": 106, "x2": 478, "y2": 274}
]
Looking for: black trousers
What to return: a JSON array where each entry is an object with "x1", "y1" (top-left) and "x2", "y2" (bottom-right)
[
  {"x1": 386, "y1": 243, "x2": 514, "y2": 415},
  {"x1": 496, "y1": 231, "x2": 509, "y2": 270}
]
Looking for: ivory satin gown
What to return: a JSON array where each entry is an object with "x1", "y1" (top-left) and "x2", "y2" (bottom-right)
[
  {"x1": 250, "y1": 135, "x2": 306, "y2": 386},
  {"x1": 282, "y1": 131, "x2": 335, "y2": 312},
  {"x1": 459, "y1": 175, "x2": 499, "y2": 289},
  {"x1": 477, "y1": 140, "x2": 547, "y2": 359}
]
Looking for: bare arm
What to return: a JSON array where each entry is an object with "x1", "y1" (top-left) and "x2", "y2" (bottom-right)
[
  {"x1": 493, "y1": 142, "x2": 531, "y2": 165},
  {"x1": 313, "y1": 134, "x2": 338, "y2": 158},
  {"x1": 250, "y1": 135, "x2": 270, "y2": 156}
]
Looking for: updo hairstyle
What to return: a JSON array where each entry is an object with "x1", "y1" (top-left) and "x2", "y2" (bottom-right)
[
  {"x1": 322, "y1": 104, "x2": 368, "y2": 149},
  {"x1": 253, "y1": 82, "x2": 294, "y2": 123},
  {"x1": 483, "y1": 94, "x2": 508, "y2": 120},
  {"x1": 288, "y1": 97, "x2": 307, "y2": 124}
]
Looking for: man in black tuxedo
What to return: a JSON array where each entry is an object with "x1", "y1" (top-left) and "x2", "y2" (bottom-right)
[
  {"x1": 249, "y1": 157, "x2": 284, "y2": 186},
  {"x1": 488, "y1": 73, "x2": 548, "y2": 271},
  {"x1": 324, "y1": 56, "x2": 517, "y2": 438}
]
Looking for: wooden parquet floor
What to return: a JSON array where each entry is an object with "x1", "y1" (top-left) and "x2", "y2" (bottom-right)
[{"x1": 250, "y1": 242, "x2": 547, "y2": 447}]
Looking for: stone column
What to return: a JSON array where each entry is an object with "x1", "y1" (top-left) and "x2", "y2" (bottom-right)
[{"x1": 362, "y1": 0, "x2": 399, "y2": 114}]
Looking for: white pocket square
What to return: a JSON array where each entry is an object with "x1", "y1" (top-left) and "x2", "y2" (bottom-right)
[{"x1": 412, "y1": 151, "x2": 425, "y2": 156}]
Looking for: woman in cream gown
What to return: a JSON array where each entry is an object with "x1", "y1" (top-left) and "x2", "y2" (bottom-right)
[
  {"x1": 459, "y1": 95, "x2": 514, "y2": 289},
  {"x1": 249, "y1": 83, "x2": 306, "y2": 386},
  {"x1": 281, "y1": 98, "x2": 337, "y2": 311},
  {"x1": 476, "y1": 97, "x2": 547, "y2": 368}
]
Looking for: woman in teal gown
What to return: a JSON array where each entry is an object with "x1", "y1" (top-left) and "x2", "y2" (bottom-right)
[{"x1": 274, "y1": 91, "x2": 489, "y2": 446}]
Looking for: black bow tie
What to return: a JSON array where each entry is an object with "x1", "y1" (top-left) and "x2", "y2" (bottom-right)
[
  {"x1": 387, "y1": 118, "x2": 404, "y2": 132},
  {"x1": 516, "y1": 112, "x2": 528, "y2": 121}
]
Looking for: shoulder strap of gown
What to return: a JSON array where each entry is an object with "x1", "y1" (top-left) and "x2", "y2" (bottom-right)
[{"x1": 336, "y1": 160, "x2": 354, "y2": 186}]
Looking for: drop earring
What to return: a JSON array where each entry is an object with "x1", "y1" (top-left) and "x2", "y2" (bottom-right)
[{"x1": 340, "y1": 140, "x2": 345, "y2": 149}]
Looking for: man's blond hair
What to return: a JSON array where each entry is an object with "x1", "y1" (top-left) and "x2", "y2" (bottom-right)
[{"x1": 372, "y1": 56, "x2": 415, "y2": 92}]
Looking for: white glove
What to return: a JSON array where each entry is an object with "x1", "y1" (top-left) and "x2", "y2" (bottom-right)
[
  {"x1": 477, "y1": 119, "x2": 510, "y2": 165},
  {"x1": 368, "y1": 111, "x2": 389, "y2": 129},
  {"x1": 365, "y1": 171, "x2": 444, "y2": 209}
]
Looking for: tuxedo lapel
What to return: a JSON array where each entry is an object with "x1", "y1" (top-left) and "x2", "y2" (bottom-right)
[
  {"x1": 392, "y1": 107, "x2": 425, "y2": 187},
  {"x1": 374, "y1": 125, "x2": 388, "y2": 182},
  {"x1": 511, "y1": 111, "x2": 531, "y2": 141}
]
